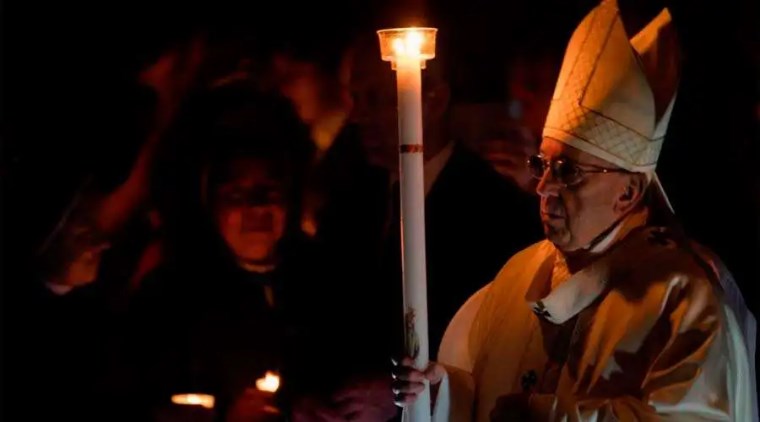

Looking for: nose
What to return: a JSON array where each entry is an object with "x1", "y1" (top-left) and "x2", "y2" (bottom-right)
[
  {"x1": 536, "y1": 166, "x2": 562, "y2": 198},
  {"x1": 339, "y1": 86, "x2": 354, "y2": 115},
  {"x1": 242, "y1": 204, "x2": 272, "y2": 221}
]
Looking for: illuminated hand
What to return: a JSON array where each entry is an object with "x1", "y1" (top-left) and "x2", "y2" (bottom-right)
[
  {"x1": 139, "y1": 35, "x2": 206, "y2": 131},
  {"x1": 391, "y1": 357, "x2": 445, "y2": 407}
]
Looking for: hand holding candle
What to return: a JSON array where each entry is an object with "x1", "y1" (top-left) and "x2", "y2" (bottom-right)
[{"x1": 376, "y1": 27, "x2": 437, "y2": 422}]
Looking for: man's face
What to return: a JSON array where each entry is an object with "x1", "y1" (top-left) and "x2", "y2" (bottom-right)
[
  {"x1": 459, "y1": 103, "x2": 538, "y2": 192},
  {"x1": 480, "y1": 127, "x2": 537, "y2": 193},
  {"x1": 507, "y1": 57, "x2": 557, "y2": 139},
  {"x1": 213, "y1": 158, "x2": 287, "y2": 265},
  {"x1": 274, "y1": 55, "x2": 352, "y2": 124},
  {"x1": 536, "y1": 138, "x2": 633, "y2": 251},
  {"x1": 347, "y1": 46, "x2": 449, "y2": 171},
  {"x1": 274, "y1": 58, "x2": 327, "y2": 124},
  {"x1": 348, "y1": 53, "x2": 399, "y2": 171}
]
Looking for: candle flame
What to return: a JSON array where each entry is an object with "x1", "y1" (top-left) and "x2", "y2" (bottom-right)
[
  {"x1": 377, "y1": 27, "x2": 437, "y2": 65},
  {"x1": 171, "y1": 393, "x2": 215, "y2": 409},
  {"x1": 255, "y1": 371, "x2": 280, "y2": 393},
  {"x1": 392, "y1": 30, "x2": 424, "y2": 58}
]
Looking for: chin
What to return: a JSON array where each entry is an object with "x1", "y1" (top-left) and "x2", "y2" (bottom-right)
[
  {"x1": 545, "y1": 226, "x2": 573, "y2": 251},
  {"x1": 552, "y1": 242, "x2": 581, "y2": 253},
  {"x1": 548, "y1": 237, "x2": 568, "y2": 250},
  {"x1": 241, "y1": 252, "x2": 272, "y2": 264},
  {"x1": 238, "y1": 245, "x2": 275, "y2": 263}
]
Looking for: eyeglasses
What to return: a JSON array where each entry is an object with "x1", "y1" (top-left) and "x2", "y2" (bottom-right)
[{"x1": 526, "y1": 154, "x2": 632, "y2": 187}]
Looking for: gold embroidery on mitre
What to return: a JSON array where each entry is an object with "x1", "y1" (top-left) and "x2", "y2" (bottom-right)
[{"x1": 543, "y1": 0, "x2": 678, "y2": 172}]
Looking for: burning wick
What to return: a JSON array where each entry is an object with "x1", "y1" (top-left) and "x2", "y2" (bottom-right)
[
  {"x1": 392, "y1": 30, "x2": 424, "y2": 57},
  {"x1": 171, "y1": 393, "x2": 215, "y2": 409},
  {"x1": 377, "y1": 27, "x2": 437, "y2": 69},
  {"x1": 255, "y1": 371, "x2": 280, "y2": 393}
]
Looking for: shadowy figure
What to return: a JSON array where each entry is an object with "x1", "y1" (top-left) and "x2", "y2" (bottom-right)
[{"x1": 348, "y1": 34, "x2": 543, "y2": 357}]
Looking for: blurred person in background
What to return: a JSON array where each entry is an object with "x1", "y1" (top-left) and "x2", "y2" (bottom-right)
[
  {"x1": 126, "y1": 89, "x2": 336, "y2": 421},
  {"x1": 12, "y1": 34, "x2": 210, "y2": 421},
  {"x1": 265, "y1": 32, "x2": 399, "y2": 422},
  {"x1": 127, "y1": 90, "x2": 303, "y2": 421},
  {"x1": 348, "y1": 33, "x2": 543, "y2": 358},
  {"x1": 136, "y1": 85, "x2": 394, "y2": 422},
  {"x1": 463, "y1": 49, "x2": 560, "y2": 193},
  {"x1": 288, "y1": 32, "x2": 544, "y2": 421},
  {"x1": 454, "y1": 103, "x2": 538, "y2": 193}
]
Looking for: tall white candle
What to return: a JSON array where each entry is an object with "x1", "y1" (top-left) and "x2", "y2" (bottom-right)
[{"x1": 377, "y1": 27, "x2": 437, "y2": 422}]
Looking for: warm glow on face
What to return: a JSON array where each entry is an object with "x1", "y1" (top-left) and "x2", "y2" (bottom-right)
[
  {"x1": 171, "y1": 393, "x2": 215, "y2": 409},
  {"x1": 255, "y1": 371, "x2": 280, "y2": 393}
]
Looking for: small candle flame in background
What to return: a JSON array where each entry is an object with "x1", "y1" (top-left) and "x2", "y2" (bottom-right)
[
  {"x1": 171, "y1": 393, "x2": 215, "y2": 409},
  {"x1": 255, "y1": 371, "x2": 280, "y2": 393}
]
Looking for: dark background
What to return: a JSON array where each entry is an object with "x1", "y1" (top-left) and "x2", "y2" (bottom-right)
[
  {"x1": 2, "y1": 0, "x2": 759, "y2": 346},
  {"x1": 1, "y1": 0, "x2": 758, "y2": 417}
]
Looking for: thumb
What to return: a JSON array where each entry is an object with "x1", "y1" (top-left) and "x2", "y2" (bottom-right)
[{"x1": 423, "y1": 363, "x2": 446, "y2": 385}]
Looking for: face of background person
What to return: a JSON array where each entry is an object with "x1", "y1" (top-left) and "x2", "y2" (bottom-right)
[
  {"x1": 347, "y1": 40, "x2": 451, "y2": 172},
  {"x1": 273, "y1": 53, "x2": 353, "y2": 152},
  {"x1": 212, "y1": 157, "x2": 288, "y2": 266},
  {"x1": 506, "y1": 55, "x2": 558, "y2": 140},
  {"x1": 347, "y1": 49, "x2": 399, "y2": 171},
  {"x1": 455, "y1": 103, "x2": 538, "y2": 192}
]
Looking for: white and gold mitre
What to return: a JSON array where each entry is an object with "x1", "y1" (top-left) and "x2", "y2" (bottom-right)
[{"x1": 543, "y1": 0, "x2": 679, "y2": 172}]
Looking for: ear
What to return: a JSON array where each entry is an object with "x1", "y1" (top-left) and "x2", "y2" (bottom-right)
[
  {"x1": 615, "y1": 173, "x2": 647, "y2": 214},
  {"x1": 425, "y1": 82, "x2": 450, "y2": 119}
]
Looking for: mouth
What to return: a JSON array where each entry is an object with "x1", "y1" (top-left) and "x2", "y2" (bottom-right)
[
  {"x1": 242, "y1": 216, "x2": 274, "y2": 233},
  {"x1": 541, "y1": 210, "x2": 564, "y2": 221},
  {"x1": 241, "y1": 224, "x2": 272, "y2": 234},
  {"x1": 540, "y1": 197, "x2": 565, "y2": 221}
]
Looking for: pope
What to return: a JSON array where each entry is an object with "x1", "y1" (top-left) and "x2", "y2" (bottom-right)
[{"x1": 393, "y1": 1, "x2": 758, "y2": 420}]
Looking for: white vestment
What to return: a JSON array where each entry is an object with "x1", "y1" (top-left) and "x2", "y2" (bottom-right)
[{"x1": 434, "y1": 214, "x2": 757, "y2": 421}]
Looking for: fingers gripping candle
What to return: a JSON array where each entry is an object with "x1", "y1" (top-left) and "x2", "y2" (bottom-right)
[{"x1": 377, "y1": 27, "x2": 437, "y2": 422}]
